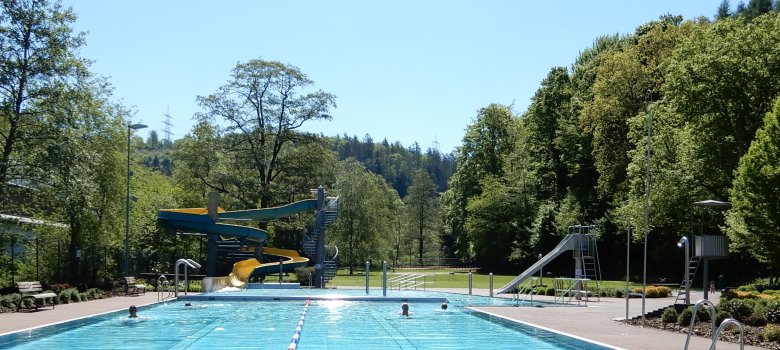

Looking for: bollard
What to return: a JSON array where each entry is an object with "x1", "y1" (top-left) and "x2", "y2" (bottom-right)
[
  {"x1": 489, "y1": 273, "x2": 494, "y2": 297},
  {"x1": 308, "y1": 271, "x2": 312, "y2": 289},
  {"x1": 468, "y1": 272, "x2": 473, "y2": 295},
  {"x1": 365, "y1": 261, "x2": 370, "y2": 295},
  {"x1": 382, "y1": 261, "x2": 387, "y2": 296},
  {"x1": 279, "y1": 260, "x2": 283, "y2": 284}
]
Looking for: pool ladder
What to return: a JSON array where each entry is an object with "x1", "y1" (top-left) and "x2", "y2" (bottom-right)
[
  {"x1": 157, "y1": 275, "x2": 175, "y2": 302},
  {"x1": 683, "y1": 299, "x2": 745, "y2": 350}
]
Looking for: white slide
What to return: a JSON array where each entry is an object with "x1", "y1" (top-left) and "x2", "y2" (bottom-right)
[{"x1": 496, "y1": 234, "x2": 582, "y2": 294}]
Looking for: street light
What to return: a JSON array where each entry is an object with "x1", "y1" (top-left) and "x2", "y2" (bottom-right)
[
  {"x1": 677, "y1": 236, "x2": 690, "y2": 304},
  {"x1": 124, "y1": 123, "x2": 147, "y2": 277}
]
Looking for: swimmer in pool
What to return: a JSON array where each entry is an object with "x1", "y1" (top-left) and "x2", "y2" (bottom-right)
[{"x1": 400, "y1": 302, "x2": 413, "y2": 316}]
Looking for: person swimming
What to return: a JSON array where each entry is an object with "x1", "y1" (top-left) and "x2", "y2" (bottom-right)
[
  {"x1": 441, "y1": 302, "x2": 448, "y2": 310},
  {"x1": 400, "y1": 302, "x2": 411, "y2": 316},
  {"x1": 128, "y1": 305, "x2": 138, "y2": 318}
]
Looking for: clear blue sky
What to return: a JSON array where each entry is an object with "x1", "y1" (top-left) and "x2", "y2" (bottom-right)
[{"x1": 67, "y1": 0, "x2": 722, "y2": 154}]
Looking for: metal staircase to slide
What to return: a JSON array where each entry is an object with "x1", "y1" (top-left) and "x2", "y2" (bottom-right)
[{"x1": 301, "y1": 197, "x2": 340, "y2": 283}]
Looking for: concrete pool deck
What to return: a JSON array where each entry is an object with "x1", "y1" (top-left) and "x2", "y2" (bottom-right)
[{"x1": 0, "y1": 288, "x2": 766, "y2": 349}]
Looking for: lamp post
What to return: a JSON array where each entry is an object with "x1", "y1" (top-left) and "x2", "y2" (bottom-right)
[
  {"x1": 124, "y1": 123, "x2": 147, "y2": 277},
  {"x1": 642, "y1": 90, "x2": 653, "y2": 324},
  {"x1": 677, "y1": 236, "x2": 690, "y2": 304}
]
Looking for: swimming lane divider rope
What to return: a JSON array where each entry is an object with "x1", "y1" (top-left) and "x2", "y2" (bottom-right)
[{"x1": 287, "y1": 300, "x2": 310, "y2": 350}]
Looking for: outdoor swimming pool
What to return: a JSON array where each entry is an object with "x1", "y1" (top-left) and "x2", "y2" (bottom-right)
[{"x1": 0, "y1": 290, "x2": 616, "y2": 349}]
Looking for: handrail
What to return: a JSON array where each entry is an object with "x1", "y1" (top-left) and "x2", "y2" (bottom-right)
[
  {"x1": 515, "y1": 277, "x2": 543, "y2": 305},
  {"x1": 388, "y1": 273, "x2": 430, "y2": 290},
  {"x1": 157, "y1": 275, "x2": 174, "y2": 302},
  {"x1": 684, "y1": 299, "x2": 717, "y2": 350},
  {"x1": 709, "y1": 318, "x2": 744, "y2": 350},
  {"x1": 553, "y1": 278, "x2": 590, "y2": 306},
  {"x1": 175, "y1": 258, "x2": 202, "y2": 298}
]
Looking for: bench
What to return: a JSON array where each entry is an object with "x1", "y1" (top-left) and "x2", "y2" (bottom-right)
[
  {"x1": 124, "y1": 277, "x2": 146, "y2": 296},
  {"x1": 16, "y1": 281, "x2": 56, "y2": 311}
]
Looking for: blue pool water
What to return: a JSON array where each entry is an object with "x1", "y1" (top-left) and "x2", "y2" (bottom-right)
[{"x1": 0, "y1": 291, "x2": 614, "y2": 349}]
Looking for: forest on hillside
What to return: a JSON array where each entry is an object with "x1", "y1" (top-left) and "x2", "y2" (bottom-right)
[{"x1": 1, "y1": 0, "x2": 780, "y2": 287}]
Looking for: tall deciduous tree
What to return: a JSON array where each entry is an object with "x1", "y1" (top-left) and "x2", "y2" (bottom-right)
[
  {"x1": 33, "y1": 83, "x2": 126, "y2": 284},
  {"x1": 330, "y1": 159, "x2": 401, "y2": 274},
  {"x1": 443, "y1": 104, "x2": 515, "y2": 263},
  {"x1": 665, "y1": 15, "x2": 780, "y2": 201},
  {"x1": 194, "y1": 59, "x2": 336, "y2": 208},
  {"x1": 726, "y1": 96, "x2": 780, "y2": 275},
  {"x1": 0, "y1": 0, "x2": 87, "y2": 204}
]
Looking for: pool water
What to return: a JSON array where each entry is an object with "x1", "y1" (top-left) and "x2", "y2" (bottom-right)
[{"x1": 0, "y1": 293, "x2": 614, "y2": 349}]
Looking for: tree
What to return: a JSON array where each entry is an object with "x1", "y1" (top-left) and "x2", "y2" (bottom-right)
[
  {"x1": 715, "y1": 0, "x2": 732, "y2": 19},
  {"x1": 522, "y1": 67, "x2": 572, "y2": 201},
  {"x1": 0, "y1": 0, "x2": 87, "y2": 204},
  {"x1": 442, "y1": 104, "x2": 515, "y2": 263},
  {"x1": 404, "y1": 170, "x2": 439, "y2": 265},
  {"x1": 194, "y1": 59, "x2": 336, "y2": 208},
  {"x1": 664, "y1": 15, "x2": 780, "y2": 200},
  {"x1": 744, "y1": 0, "x2": 773, "y2": 20},
  {"x1": 726, "y1": 96, "x2": 780, "y2": 274},
  {"x1": 32, "y1": 83, "x2": 126, "y2": 284},
  {"x1": 330, "y1": 159, "x2": 401, "y2": 274}
]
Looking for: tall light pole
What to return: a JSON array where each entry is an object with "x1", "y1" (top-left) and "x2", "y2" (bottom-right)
[
  {"x1": 677, "y1": 236, "x2": 690, "y2": 304},
  {"x1": 125, "y1": 123, "x2": 147, "y2": 277},
  {"x1": 642, "y1": 90, "x2": 653, "y2": 324}
]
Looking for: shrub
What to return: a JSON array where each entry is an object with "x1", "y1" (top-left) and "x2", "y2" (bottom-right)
[
  {"x1": 188, "y1": 282, "x2": 202, "y2": 292},
  {"x1": 678, "y1": 307, "x2": 695, "y2": 326},
  {"x1": 721, "y1": 289, "x2": 739, "y2": 300},
  {"x1": 614, "y1": 289, "x2": 624, "y2": 298},
  {"x1": 632, "y1": 286, "x2": 670, "y2": 298},
  {"x1": 645, "y1": 287, "x2": 659, "y2": 298},
  {"x1": 661, "y1": 307, "x2": 679, "y2": 323},
  {"x1": 545, "y1": 287, "x2": 555, "y2": 296},
  {"x1": 745, "y1": 309, "x2": 768, "y2": 326},
  {"x1": 49, "y1": 284, "x2": 71, "y2": 294},
  {"x1": 678, "y1": 306, "x2": 711, "y2": 326},
  {"x1": 79, "y1": 293, "x2": 89, "y2": 302},
  {"x1": 86, "y1": 288, "x2": 104, "y2": 300},
  {"x1": 0, "y1": 293, "x2": 21, "y2": 309},
  {"x1": 715, "y1": 309, "x2": 731, "y2": 326},
  {"x1": 294, "y1": 267, "x2": 315, "y2": 286},
  {"x1": 760, "y1": 324, "x2": 780, "y2": 342},
  {"x1": 655, "y1": 286, "x2": 672, "y2": 297},
  {"x1": 719, "y1": 299, "x2": 755, "y2": 322},
  {"x1": 70, "y1": 289, "x2": 80, "y2": 302},
  {"x1": 58, "y1": 290, "x2": 71, "y2": 304}
]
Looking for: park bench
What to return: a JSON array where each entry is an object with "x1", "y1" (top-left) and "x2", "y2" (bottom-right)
[
  {"x1": 124, "y1": 277, "x2": 146, "y2": 296},
  {"x1": 16, "y1": 281, "x2": 57, "y2": 311}
]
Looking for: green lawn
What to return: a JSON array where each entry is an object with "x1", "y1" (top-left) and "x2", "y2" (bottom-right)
[{"x1": 326, "y1": 267, "x2": 646, "y2": 290}]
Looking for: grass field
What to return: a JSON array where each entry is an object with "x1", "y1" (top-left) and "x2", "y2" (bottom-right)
[{"x1": 326, "y1": 267, "x2": 646, "y2": 291}]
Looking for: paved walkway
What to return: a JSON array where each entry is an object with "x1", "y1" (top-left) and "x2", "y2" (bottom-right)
[
  {"x1": 0, "y1": 293, "x2": 162, "y2": 335},
  {"x1": 434, "y1": 288, "x2": 762, "y2": 350},
  {"x1": 0, "y1": 288, "x2": 766, "y2": 349}
]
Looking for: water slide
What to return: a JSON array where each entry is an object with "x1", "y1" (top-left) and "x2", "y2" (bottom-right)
[
  {"x1": 496, "y1": 234, "x2": 583, "y2": 294},
  {"x1": 157, "y1": 199, "x2": 318, "y2": 287}
]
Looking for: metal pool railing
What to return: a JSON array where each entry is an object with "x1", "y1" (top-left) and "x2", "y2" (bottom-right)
[{"x1": 387, "y1": 273, "x2": 430, "y2": 290}]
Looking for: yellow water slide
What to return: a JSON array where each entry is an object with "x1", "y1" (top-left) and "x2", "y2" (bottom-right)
[{"x1": 227, "y1": 247, "x2": 309, "y2": 288}]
